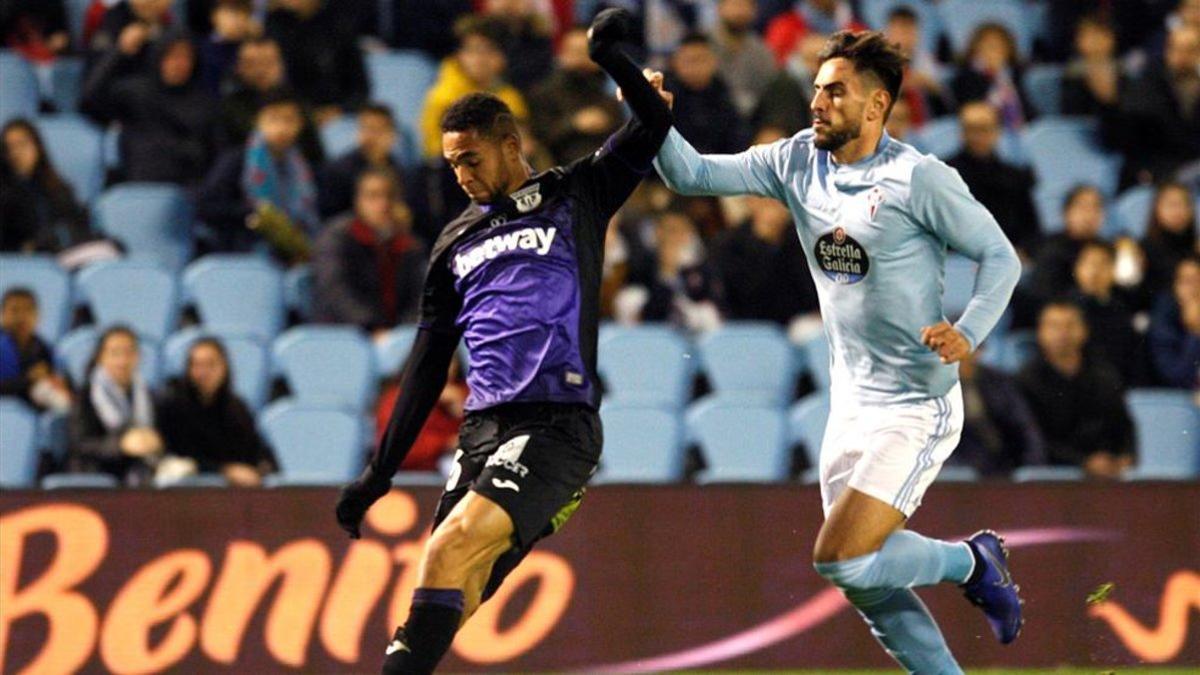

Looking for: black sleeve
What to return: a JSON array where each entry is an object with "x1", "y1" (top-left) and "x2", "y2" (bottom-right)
[
  {"x1": 195, "y1": 151, "x2": 252, "y2": 231},
  {"x1": 366, "y1": 327, "x2": 459, "y2": 480},
  {"x1": 566, "y1": 41, "x2": 672, "y2": 219}
]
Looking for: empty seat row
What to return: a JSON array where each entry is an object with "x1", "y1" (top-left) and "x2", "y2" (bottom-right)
[{"x1": 0, "y1": 254, "x2": 312, "y2": 343}]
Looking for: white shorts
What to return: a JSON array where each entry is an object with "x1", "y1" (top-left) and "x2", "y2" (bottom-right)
[{"x1": 819, "y1": 383, "x2": 964, "y2": 518}]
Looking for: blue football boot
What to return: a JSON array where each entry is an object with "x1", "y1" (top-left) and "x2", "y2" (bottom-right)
[{"x1": 962, "y1": 529, "x2": 1024, "y2": 644}]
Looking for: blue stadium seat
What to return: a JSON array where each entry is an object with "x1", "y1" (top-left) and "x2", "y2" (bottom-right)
[
  {"x1": 0, "y1": 254, "x2": 73, "y2": 341},
  {"x1": 259, "y1": 401, "x2": 364, "y2": 484},
  {"x1": 56, "y1": 326, "x2": 162, "y2": 386},
  {"x1": 789, "y1": 391, "x2": 830, "y2": 481},
  {"x1": 936, "y1": 465, "x2": 981, "y2": 482},
  {"x1": 284, "y1": 265, "x2": 314, "y2": 320},
  {"x1": 33, "y1": 115, "x2": 105, "y2": 203},
  {"x1": 858, "y1": 0, "x2": 942, "y2": 57},
  {"x1": 183, "y1": 255, "x2": 286, "y2": 340},
  {"x1": 63, "y1": 0, "x2": 93, "y2": 46},
  {"x1": 598, "y1": 325, "x2": 694, "y2": 409},
  {"x1": 51, "y1": 56, "x2": 85, "y2": 112},
  {"x1": 94, "y1": 183, "x2": 195, "y2": 270},
  {"x1": 367, "y1": 51, "x2": 437, "y2": 162},
  {"x1": 156, "y1": 472, "x2": 230, "y2": 488},
  {"x1": 1021, "y1": 64, "x2": 1064, "y2": 117},
  {"x1": 0, "y1": 398, "x2": 40, "y2": 487},
  {"x1": 41, "y1": 473, "x2": 120, "y2": 489},
  {"x1": 687, "y1": 399, "x2": 789, "y2": 482},
  {"x1": 0, "y1": 51, "x2": 39, "y2": 124},
  {"x1": 942, "y1": 254, "x2": 977, "y2": 321},
  {"x1": 272, "y1": 326, "x2": 376, "y2": 410},
  {"x1": 909, "y1": 116, "x2": 1024, "y2": 165},
  {"x1": 938, "y1": 0, "x2": 1035, "y2": 60},
  {"x1": 596, "y1": 404, "x2": 684, "y2": 483},
  {"x1": 75, "y1": 260, "x2": 180, "y2": 341},
  {"x1": 1110, "y1": 185, "x2": 1156, "y2": 239},
  {"x1": 38, "y1": 410, "x2": 68, "y2": 464},
  {"x1": 801, "y1": 332, "x2": 831, "y2": 390},
  {"x1": 161, "y1": 328, "x2": 272, "y2": 410},
  {"x1": 1126, "y1": 389, "x2": 1200, "y2": 478},
  {"x1": 1012, "y1": 465, "x2": 1085, "y2": 482},
  {"x1": 698, "y1": 323, "x2": 796, "y2": 406},
  {"x1": 1022, "y1": 118, "x2": 1122, "y2": 231},
  {"x1": 374, "y1": 325, "x2": 418, "y2": 377}
]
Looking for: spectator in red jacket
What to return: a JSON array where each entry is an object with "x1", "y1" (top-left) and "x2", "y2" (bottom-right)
[{"x1": 764, "y1": 0, "x2": 864, "y2": 65}]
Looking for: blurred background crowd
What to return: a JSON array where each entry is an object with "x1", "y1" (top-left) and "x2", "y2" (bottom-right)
[{"x1": 1, "y1": 0, "x2": 1198, "y2": 489}]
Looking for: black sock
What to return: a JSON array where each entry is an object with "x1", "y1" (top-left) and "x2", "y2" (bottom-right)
[
  {"x1": 964, "y1": 543, "x2": 986, "y2": 586},
  {"x1": 382, "y1": 588, "x2": 464, "y2": 674}
]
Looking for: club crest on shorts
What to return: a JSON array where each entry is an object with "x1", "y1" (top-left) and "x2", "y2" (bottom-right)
[
  {"x1": 815, "y1": 227, "x2": 870, "y2": 284},
  {"x1": 510, "y1": 183, "x2": 543, "y2": 213}
]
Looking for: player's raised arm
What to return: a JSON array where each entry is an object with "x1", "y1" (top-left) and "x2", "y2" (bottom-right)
[
  {"x1": 911, "y1": 158, "x2": 1022, "y2": 355},
  {"x1": 336, "y1": 327, "x2": 459, "y2": 538}
]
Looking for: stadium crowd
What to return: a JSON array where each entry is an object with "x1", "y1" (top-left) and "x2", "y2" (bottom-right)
[{"x1": 1, "y1": 0, "x2": 1198, "y2": 487}]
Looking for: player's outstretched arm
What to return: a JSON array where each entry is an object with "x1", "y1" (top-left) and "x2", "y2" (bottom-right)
[
  {"x1": 335, "y1": 327, "x2": 458, "y2": 538},
  {"x1": 587, "y1": 9, "x2": 672, "y2": 157},
  {"x1": 911, "y1": 158, "x2": 1022, "y2": 358}
]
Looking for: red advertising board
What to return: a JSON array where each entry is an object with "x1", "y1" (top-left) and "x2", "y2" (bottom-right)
[{"x1": 1, "y1": 483, "x2": 1197, "y2": 673}]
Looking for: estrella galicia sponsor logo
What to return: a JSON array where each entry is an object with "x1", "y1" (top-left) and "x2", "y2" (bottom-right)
[
  {"x1": 454, "y1": 226, "x2": 557, "y2": 277},
  {"x1": 815, "y1": 227, "x2": 870, "y2": 284}
]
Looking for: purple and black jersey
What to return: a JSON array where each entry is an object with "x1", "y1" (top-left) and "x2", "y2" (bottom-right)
[{"x1": 419, "y1": 134, "x2": 655, "y2": 411}]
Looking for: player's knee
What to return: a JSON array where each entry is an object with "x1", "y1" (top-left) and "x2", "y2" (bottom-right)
[{"x1": 812, "y1": 550, "x2": 882, "y2": 591}]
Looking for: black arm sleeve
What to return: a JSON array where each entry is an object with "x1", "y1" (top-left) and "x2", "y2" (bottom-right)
[
  {"x1": 568, "y1": 43, "x2": 672, "y2": 217},
  {"x1": 366, "y1": 327, "x2": 460, "y2": 482}
]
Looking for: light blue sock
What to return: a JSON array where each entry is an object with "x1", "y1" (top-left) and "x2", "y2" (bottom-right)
[
  {"x1": 814, "y1": 530, "x2": 975, "y2": 590},
  {"x1": 848, "y1": 587, "x2": 964, "y2": 675}
]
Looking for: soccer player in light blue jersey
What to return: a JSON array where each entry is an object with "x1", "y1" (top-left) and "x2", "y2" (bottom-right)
[{"x1": 652, "y1": 31, "x2": 1025, "y2": 674}]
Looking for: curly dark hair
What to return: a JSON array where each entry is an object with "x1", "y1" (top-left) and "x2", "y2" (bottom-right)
[
  {"x1": 818, "y1": 31, "x2": 908, "y2": 116},
  {"x1": 440, "y1": 92, "x2": 519, "y2": 142}
]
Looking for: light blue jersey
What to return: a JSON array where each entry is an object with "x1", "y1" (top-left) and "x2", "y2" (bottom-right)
[{"x1": 655, "y1": 127, "x2": 1022, "y2": 403}]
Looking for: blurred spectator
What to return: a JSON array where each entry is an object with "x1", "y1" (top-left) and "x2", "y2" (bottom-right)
[
  {"x1": 313, "y1": 169, "x2": 427, "y2": 330},
  {"x1": 1070, "y1": 240, "x2": 1145, "y2": 387},
  {"x1": 764, "y1": 0, "x2": 863, "y2": 65},
  {"x1": 197, "y1": 0, "x2": 259, "y2": 96},
  {"x1": 197, "y1": 89, "x2": 319, "y2": 263},
  {"x1": 529, "y1": 27, "x2": 622, "y2": 165},
  {"x1": 218, "y1": 37, "x2": 323, "y2": 164},
  {"x1": 375, "y1": 356, "x2": 467, "y2": 471},
  {"x1": 0, "y1": 288, "x2": 71, "y2": 412},
  {"x1": 947, "y1": 102, "x2": 1040, "y2": 252},
  {"x1": 884, "y1": 97, "x2": 912, "y2": 142},
  {"x1": 82, "y1": 31, "x2": 220, "y2": 185},
  {"x1": 601, "y1": 221, "x2": 632, "y2": 318},
  {"x1": 711, "y1": 194, "x2": 818, "y2": 325},
  {"x1": 1101, "y1": 23, "x2": 1200, "y2": 187},
  {"x1": 711, "y1": 0, "x2": 776, "y2": 117},
  {"x1": 884, "y1": 5, "x2": 949, "y2": 127},
  {"x1": 484, "y1": 0, "x2": 555, "y2": 93},
  {"x1": 67, "y1": 326, "x2": 165, "y2": 486},
  {"x1": 157, "y1": 338, "x2": 278, "y2": 486},
  {"x1": 265, "y1": 0, "x2": 368, "y2": 125},
  {"x1": 951, "y1": 23, "x2": 1032, "y2": 130},
  {"x1": 1, "y1": 1, "x2": 70, "y2": 83},
  {"x1": 950, "y1": 348, "x2": 1044, "y2": 477},
  {"x1": 1140, "y1": 181, "x2": 1198, "y2": 302},
  {"x1": 665, "y1": 33, "x2": 749, "y2": 154},
  {"x1": 86, "y1": 0, "x2": 174, "y2": 76},
  {"x1": 614, "y1": 210, "x2": 722, "y2": 331},
  {"x1": 319, "y1": 104, "x2": 406, "y2": 218},
  {"x1": 1061, "y1": 14, "x2": 1125, "y2": 116},
  {"x1": 376, "y1": 0, "x2": 473, "y2": 60},
  {"x1": 1029, "y1": 185, "x2": 1106, "y2": 304},
  {"x1": 1017, "y1": 300, "x2": 1136, "y2": 479},
  {"x1": 0, "y1": 119, "x2": 91, "y2": 253},
  {"x1": 753, "y1": 30, "x2": 824, "y2": 135},
  {"x1": 420, "y1": 16, "x2": 529, "y2": 160},
  {"x1": 1148, "y1": 255, "x2": 1200, "y2": 388}
]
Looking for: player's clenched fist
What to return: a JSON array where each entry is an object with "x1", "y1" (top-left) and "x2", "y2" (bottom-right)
[
  {"x1": 587, "y1": 8, "x2": 633, "y2": 60},
  {"x1": 920, "y1": 321, "x2": 971, "y2": 364}
]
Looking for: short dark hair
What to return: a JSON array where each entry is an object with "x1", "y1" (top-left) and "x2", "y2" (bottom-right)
[
  {"x1": 1062, "y1": 183, "x2": 1101, "y2": 212},
  {"x1": 256, "y1": 87, "x2": 302, "y2": 114},
  {"x1": 440, "y1": 93, "x2": 519, "y2": 142},
  {"x1": 678, "y1": 32, "x2": 713, "y2": 49},
  {"x1": 356, "y1": 166, "x2": 405, "y2": 200},
  {"x1": 359, "y1": 102, "x2": 396, "y2": 127},
  {"x1": 1, "y1": 287, "x2": 36, "y2": 308},
  {"x1": 887, "y1": 6, "x2": 919, "y2": 24},
  {"x1": 454, "y1": 15, "x2": 506, "y2": 50},
  {"x1": 818, "y1": 31, "x2": 908, "y2": 116},
  {"x1": 1041, "y1": 297, "x2": 1085, "y2": 319},
  {"x1": 215, "y1": 0, "x2": 252, "y2": 13},
  {"x1": 1078, "y1": 239, "x2": 1116, "y2": 261}
]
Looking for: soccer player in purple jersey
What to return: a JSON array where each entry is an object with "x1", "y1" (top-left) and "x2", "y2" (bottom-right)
[{"x1": 334, "y1": 9, "x2": 670, "y2": 673}]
